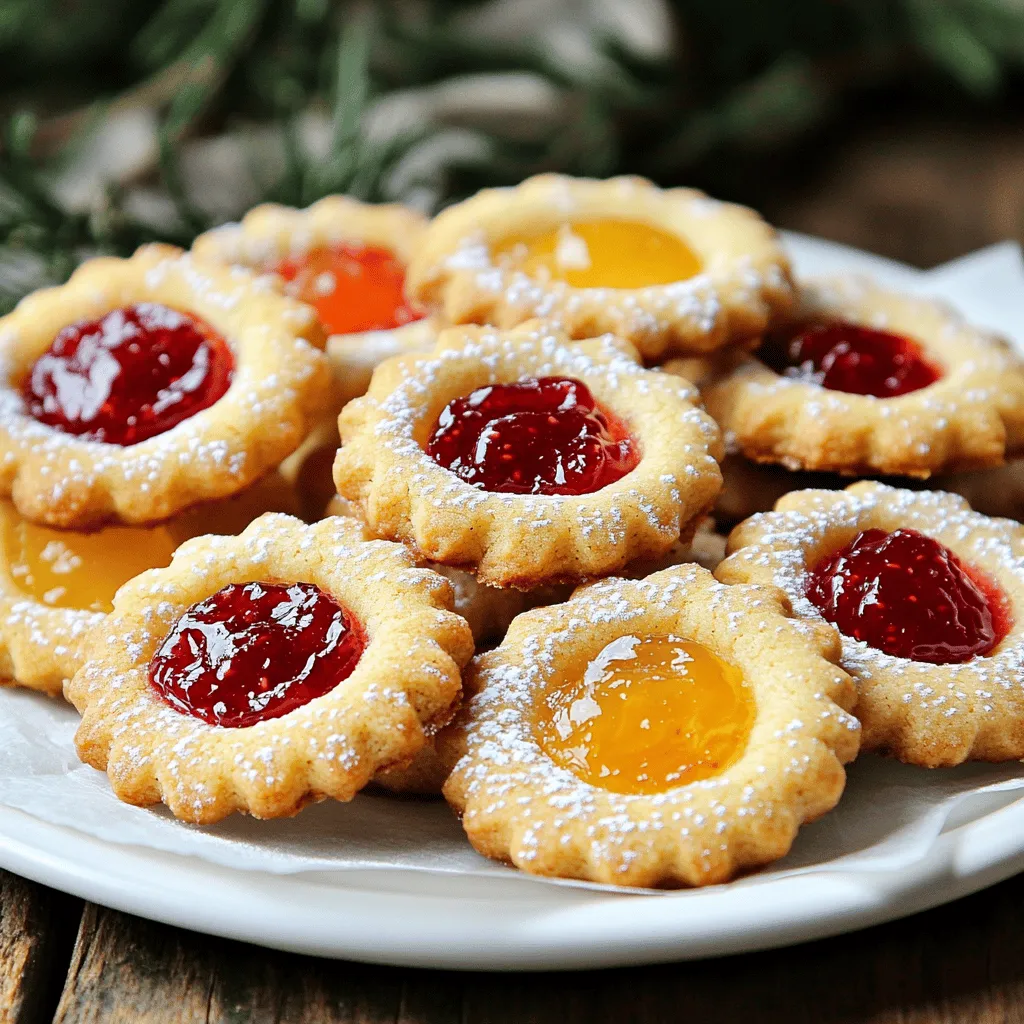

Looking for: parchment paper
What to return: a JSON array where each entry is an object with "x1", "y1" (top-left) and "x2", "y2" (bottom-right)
[{"x1": 1, "y1": 238, "x2": 1023, "y2": 895}]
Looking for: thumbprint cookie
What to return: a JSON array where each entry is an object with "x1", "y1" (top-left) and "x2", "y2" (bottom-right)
[
  {"x1": 334, "y1": 320, "x2": 723, "y2": 588},
  {"x1": 440, "y1": 565, "x2": 858, "y2": 887},
  {"x1": 66, "y1": 514, "x2": 473, "y2": 822},
  {"x1": 406, "y1": 174, "x2": 794, "y2": 362},
  {"x1": 718, "y1": 483, "x2": 1024, "y2": 766},
  {"x1": 0, "y1": 245, "x2": 333, "y2": 528}
]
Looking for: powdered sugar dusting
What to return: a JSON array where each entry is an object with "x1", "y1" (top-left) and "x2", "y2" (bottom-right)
[
  {"x1": 448, "y1": 565, "x2": 857, "y2": 884},
  {"x1": 67, "y1": 513, "x2": 471, "y2": 821},
  {"x1": 724, "y1": 484, "x2": 1024, "y2": 748},
  {"x1": 0, "y1": 248, "x2": 330, "y2": 525}
]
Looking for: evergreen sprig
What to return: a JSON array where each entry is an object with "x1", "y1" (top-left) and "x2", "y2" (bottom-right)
[{"x1": 0, "y1": 0, "x2": 1022, "y2": 311}]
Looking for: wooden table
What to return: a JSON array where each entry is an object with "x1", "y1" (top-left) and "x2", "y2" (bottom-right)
[
  {"x1": 5, "y1": 867, "x2": 1024, "y2": 1023},
  {"x1": 4, "y1": 113, "x2": 1024, "y2": 1023}
]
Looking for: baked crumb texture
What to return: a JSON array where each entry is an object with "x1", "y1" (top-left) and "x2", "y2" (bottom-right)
[
  {"x1": 192, "y1": 196, "x2": 437, "y2": 408},
  {"x1": 704, "y1": 276, "x2": 1024, "y2": 477},
  {"x1": 0, "y1": 472, "x2": 299, "y2": 696}
]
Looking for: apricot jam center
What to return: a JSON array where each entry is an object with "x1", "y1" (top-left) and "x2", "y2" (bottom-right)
[
  {"x1": 149, "y1": 581, "x2": 365, "y2": 728},
  {"x1": 1, "y1": 503, "x2": 178, "y2": 613},
  {"x1": 24, "y1": 303, "x2": 233, "y2": 445},
  {"x1": 496, "y1": 219, "x2": 702, "y2": 289},
  {"x1": 534, "y1": 635, "x2": 755, "y2": 795},
  {"x1": 764, "y1": 321, "x2": 940, "y2": 398},
  {"x1": 806, "y1": 528, "x2": 1010, "y2": 664},
  {"x1": 275, "y1": 243, "x2": 425, "y2": 335},
  {"x1": 425, "y1": 376, "x2": 638, "y2": 495}
]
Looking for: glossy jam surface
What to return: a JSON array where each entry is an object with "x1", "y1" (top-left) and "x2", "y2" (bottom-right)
[
  {"x1": 765, "y1": 321, "x2": 940, "y2": 398},
  {"x1": 24, "y1": 304, "x2": 233, "y2": 445},
  {"x1": 425, "y1": 376, "x2": 638, "y2": 496},
  {"x1": 149, "y1": 581, "x2": 365, "y2": 728},
  {"x1": 1, "y1": 503, "x2": 178, "y2": 613},
  {"x1": 275, "y1": 243, "x2": 425, "y2": 336},
  {"x1": 806, "y1": 528, "x2": 1009, "y2": 664},
  {"x1": 496, "y1": 219, "x2": 703, "y2": 289},
  {"x1": 534, "y1": 635, "x2": 755, "y2": 795}
]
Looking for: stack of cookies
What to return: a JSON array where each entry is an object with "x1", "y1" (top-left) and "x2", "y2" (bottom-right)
[{"x1": 4, "y1": 174, "x2": 1024, "y2": 888}]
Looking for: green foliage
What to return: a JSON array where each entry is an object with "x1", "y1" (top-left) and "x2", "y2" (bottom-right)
[{"x1": 0, "y1": 0, "x2": 1022, "y2": 310}]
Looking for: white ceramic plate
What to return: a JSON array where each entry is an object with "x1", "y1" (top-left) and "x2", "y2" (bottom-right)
[{"x1": 2, "y1": 233, "x2": 1024, "y2": 971}]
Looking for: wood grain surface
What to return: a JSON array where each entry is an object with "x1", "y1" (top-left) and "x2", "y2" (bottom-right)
[
  {"x1": 12, "y1": 869, "x2": 1024, "y2": 1023},
  {"x1": 3, "y1": 113, "x2": 1024, "y2": 1023},
  {"x1": 0, "y1": 871, "x2": 79, "y2": 1024}
]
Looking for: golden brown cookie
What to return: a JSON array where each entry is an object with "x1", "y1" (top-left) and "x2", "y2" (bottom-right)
[
  {"x1": 0, "y1": 245, "x2": 333, "y2": 528},
  {"x1": 718, "y1": 483, "x2": 1024, "y2": 767},
  {"x1": 66, "y1": 513, "x2": 474, "y2": 822},
  {"x1": 439, "y1": 564, "x2": 859, "y2": 887},
  {"x1": 193, "y1": 196, "x2": 436, "y2": 407},
  {"x1": 334, "y1": 321, "x2": 723, "y2": 588},
  {"x1": 407, "y1": 174, "x2": 794, "y2": 362},
  {"x1": 703, "y1": 276, "x2": 1024, "y2": 477},
  {"x1": 621, "y1": 516, "x2": 728, "y2": 576},
  {"x1": 714, "y1": 455, "x2": 843, "y2": 525},
  {"x1": 323, "y1": 494, "x2": 556, "y2": 645},
  {"x1": 279, "y1": 419, "x2": 341, "y2": 522}
]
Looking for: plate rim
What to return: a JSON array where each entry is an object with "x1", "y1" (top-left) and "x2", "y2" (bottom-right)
[{"x1": 4, "y1": 234, "x2": 1024, "y2": 970}]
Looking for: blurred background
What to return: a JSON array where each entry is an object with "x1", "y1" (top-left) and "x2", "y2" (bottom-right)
[{"x1": 2, "y1": 0, "x2": 1023, "y2": 312}]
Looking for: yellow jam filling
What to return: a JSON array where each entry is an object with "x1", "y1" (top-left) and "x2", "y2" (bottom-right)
[
  {"x1": 496, "y1": 219, "x2": 702, "y2": 289},
  {"x1": 534, "y1": 635, "x2": 755, "y2": 795},
  {"x1": 1, "y1": 503, "x2": 179, "y2": 613}
]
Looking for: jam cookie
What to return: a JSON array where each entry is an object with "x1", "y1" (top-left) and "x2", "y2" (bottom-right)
[
  {"x1": 334, "y1": 321, "x2": 723, "y2": 589},
  {"x1": 717, "y1": 482, "x2": 1024, "y2": 767},
  {"x1": 622, "y1": 516, "x2": 728, "y2": 576},
  {"x1": 0, "y1": 472, "x2": 298, "y2": 697},
  {"x1": 406, "y1": 174, "x2": 794, "y2": 362},
  {"x1": 66, "y1": 513, "x2": 474, "y2": 822},
  {"x1": 439, "y1": 564, "x2": 859, "y2": 887},
  {"x1": 193, "y1": 196, "x2": 435, "y2": 407},
  {"x1": 714, "y1": 455, "x2": 843, "y2": 526},
  {"x1": 323, "y1": 494, "x2": 552, "y2": 645},
  {"x1": 0, "y1": 245, "x2": 333, "y2": 529},
  {"x1": 703, "y1": 277, "x2": 1024, "y2": 477},
  {"x1": 280, "y1": 418, "x2": 342, "y2": 522}
]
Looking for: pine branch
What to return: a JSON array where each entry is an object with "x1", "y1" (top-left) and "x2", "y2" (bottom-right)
[{"x1": 0, "y1": 0, "x2": 1022, "y2": 314}]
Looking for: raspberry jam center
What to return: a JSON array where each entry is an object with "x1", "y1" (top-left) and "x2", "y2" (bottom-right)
[
  {"x1": 425, "y1": 376, "x2": 639, "y2": 496},
  {"x1": 764, "y1": 321, "x2": 940, "y2": 397},
  {"x1": 534, "y1": 635, "x2": 755, "y2": 795},
  {"x1": 1, "y1": 500, "x2": 179, "y2": 614},
  {"x1": 275, "y1": 243, "x2": 425, "y2": 336},
  {"x1": 149, "y1": 581, "x2": 365, "y2": 728},
  {"x1": 806, "y1": 528, "x2": 1009, "y2": 664},
  {"x1": 495, "y1": 218, "x2": 702, "y2": 289},
  {"x1": 24, "y1": 303, "x2": 233, "y2": 445}
]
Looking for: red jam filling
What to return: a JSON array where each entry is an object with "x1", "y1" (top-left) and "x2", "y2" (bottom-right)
[
  {"x1": 806, "y1": 528, "x2": 1010, "y2": 664},
  {"x1": 148, "y1": 581, "x2": 365, "y2": 728},
  {"x1": 425, "y1": 376, "x2": 639, "y2": 496},
  {"x1": 765, "y1": 321, "x2": 940, "y2": 398},
  {"x1": 275, "y1": 243, "x2": 425, "y2": 336},
  {"x1": 24, "y1": 303, "x2": 233, "y2": 445}
]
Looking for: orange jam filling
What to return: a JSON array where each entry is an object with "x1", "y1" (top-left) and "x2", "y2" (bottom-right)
[
  {"x1": 274, "y1": 243, "x2": 424, "y2": 336},
  {"x1": 1, "y1": 503, "x2": 179, "y2": 613},
  {"x1": 534, "y1": 635, "x2": 755, "y2": 795},
  {"x1": 495, "y1": 219, "x2": 702, "y2": 289}
]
